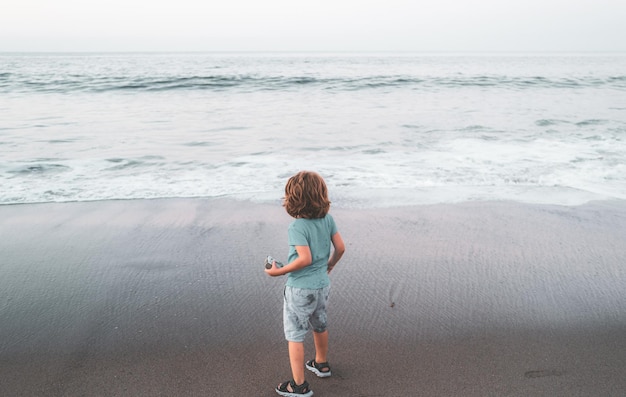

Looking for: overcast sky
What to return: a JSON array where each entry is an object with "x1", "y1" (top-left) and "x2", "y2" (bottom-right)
[{"x1": 1, "y1": 0, "x2": 625, "y2": 52}]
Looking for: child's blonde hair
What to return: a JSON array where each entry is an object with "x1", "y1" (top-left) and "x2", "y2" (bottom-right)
[{"x1": 283, "y1": 171, "x2": 331, "y2": 219}]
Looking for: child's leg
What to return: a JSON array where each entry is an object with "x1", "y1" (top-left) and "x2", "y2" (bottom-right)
[
  {"x1": 313, "y1": 330, "x2": 328, "y2": 363},
  {"x1": 310, "y1": 285, "x2": 330, "y2": 365},
  {"x1": 288, "y1": 341, "x2": 306, "y2": 385}
]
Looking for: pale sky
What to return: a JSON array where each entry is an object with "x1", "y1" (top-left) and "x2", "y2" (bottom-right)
[{"x1": 1, "y1": 0, "x2": 625, "y2": 52}]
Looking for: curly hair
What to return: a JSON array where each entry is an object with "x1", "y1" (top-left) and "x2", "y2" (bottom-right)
[{"x1": 283, "y1": 171, "x2": 331, "y2": 219}]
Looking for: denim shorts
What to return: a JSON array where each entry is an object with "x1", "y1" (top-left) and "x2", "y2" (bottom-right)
[{"x1": 283, "y1": 285, "x2": 330, "y2": 342}]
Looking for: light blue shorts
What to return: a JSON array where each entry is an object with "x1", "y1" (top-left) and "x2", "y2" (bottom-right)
[{"x1": 283, "y1": 285, "x2": 330, "y2": 342}]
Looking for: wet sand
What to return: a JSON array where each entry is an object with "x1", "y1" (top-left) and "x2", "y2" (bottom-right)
[{"x1": 1, "y1": 198, "x2": 626, "y2": 396}]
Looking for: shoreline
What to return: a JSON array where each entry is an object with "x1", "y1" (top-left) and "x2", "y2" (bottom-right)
[
  {"x1": 0, "y1": 183, "x2": 622, "y2": 210},
  {"x1": 2, "y1": 198, "x2": 626, "y2": 396}
]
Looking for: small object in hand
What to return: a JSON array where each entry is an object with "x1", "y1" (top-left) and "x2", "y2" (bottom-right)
[{"x1": 265, "y1": 255, "x2": 283, "y2": 269}]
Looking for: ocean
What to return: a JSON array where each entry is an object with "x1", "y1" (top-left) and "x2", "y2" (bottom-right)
[{"x1": 1, "y1": 52, "x2": 625, "y2": 208}]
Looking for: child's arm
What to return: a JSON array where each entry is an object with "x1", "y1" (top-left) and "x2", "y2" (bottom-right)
[
  {"x1": 327, "y1": 232, "x2": 345, "y2": 274},
  {"x1": 264, "y1": 245, "x2": 312, "y2": 277}
]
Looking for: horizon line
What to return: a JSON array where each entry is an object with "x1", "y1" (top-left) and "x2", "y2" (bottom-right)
[{"x1": 2, "y1": 50, "x2": 625, "y2": 55}]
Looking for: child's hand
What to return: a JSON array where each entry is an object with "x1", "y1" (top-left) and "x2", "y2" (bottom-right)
[{"x1": 264, "y1": 260, "x2": 282, "y2": 277}]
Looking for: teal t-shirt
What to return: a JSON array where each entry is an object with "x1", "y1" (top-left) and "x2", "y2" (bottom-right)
[{"x1": 286, "y1": 214, "x2": 338, "y2": 289}]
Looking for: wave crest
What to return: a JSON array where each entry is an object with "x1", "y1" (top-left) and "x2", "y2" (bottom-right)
[{"x1": 3, "y1": 73, "x2": 625, "y2": 94}]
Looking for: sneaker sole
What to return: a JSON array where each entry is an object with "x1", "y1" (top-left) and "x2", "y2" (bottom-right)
[{"x1": 275, "y1": 388, "x2": 314, "y2": 397}]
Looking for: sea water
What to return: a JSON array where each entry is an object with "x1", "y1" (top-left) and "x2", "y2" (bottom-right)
[{"x1": 1, "y1": 52, "x2": 625, "y2": 207}]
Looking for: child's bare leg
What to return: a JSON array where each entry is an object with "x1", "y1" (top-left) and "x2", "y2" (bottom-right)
[
  {"x1": 288, "y1": 341, "x2": 306, "y2": 385},
  {"x1": 313, "y1": 330, "x2": 329, "y2": 363}
]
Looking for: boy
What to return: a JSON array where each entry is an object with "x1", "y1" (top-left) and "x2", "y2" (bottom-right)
[{"x1": 265, "y1": 171, "x2": 345, "y2": 397}]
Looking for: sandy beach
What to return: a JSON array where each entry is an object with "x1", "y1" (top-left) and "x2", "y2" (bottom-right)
[{"x1": 1, "y1": 198, "x2": 626, "y2": 396}]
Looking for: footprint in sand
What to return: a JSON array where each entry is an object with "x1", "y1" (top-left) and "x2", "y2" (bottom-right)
[{"x1": 524, "y1": 369, "x2": 564, "y2": 379}]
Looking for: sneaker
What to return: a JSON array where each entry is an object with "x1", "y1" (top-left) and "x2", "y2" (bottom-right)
[
  {"x1": 306, "y1": 360, "x2": 332, "y2": 378},
  {"x1": 275, "y1": 379, "x2": 313, "y2": 397}
]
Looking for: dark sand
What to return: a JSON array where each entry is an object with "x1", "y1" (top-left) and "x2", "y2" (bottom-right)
[{"x1": 1, "y1": 198, "x2": 626, "y2": 396}]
